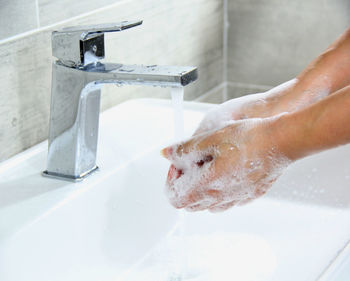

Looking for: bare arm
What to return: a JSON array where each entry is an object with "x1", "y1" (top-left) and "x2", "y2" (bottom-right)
[
  {"x1": 268, "y1": 27, "x2": 350, "y2": 112},
  {"x1": 296, "y1": 28, "x2": 350, "y2": 95},
  {"x1": 277, "y1": 84, "x2": 350, "y2": 161},
  {"x1": 195, "y1": 27, "x2": 350, "y2": 136},
  {"x1": 161, "y1": 84, "x2": 350, "y2": 212},
  {"x1": 161, "y1": 27, "x2": 350, "y2": 212}
]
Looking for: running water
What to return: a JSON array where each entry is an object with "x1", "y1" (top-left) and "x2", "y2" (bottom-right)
[
  {"x1": 171, "y1": 87, "x2": 185, "y2": 141},
  {"x1": 170, "y1": 87, "x2": 188, "y2": 280}
]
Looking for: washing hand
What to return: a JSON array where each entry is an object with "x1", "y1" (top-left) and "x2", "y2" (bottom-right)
[
  {"x1": 194, "y1": 78, "x2": 328, "y2": 136},
  {"x1": 162, "y1": 81, "x2": 350, "y2": 212},
  {"x1": 161, "y1": 116, "x2": 291, "y2": 212},
  {"x1": 161, "y1": 27, "x2": 350, "y2": 212}
]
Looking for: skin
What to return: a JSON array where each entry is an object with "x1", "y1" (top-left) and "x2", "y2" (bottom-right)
[
  {"x1": 195, "y1": 27, "x2": 350, "y2": 135},
  {"x1": 161, "y1": 27, "x2": 350, "y2": 212}
]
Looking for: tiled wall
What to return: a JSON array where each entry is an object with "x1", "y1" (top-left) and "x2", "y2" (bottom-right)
[
  {"x1": 227, "y1": 0, "x2": 350, "y2": 89},
  {"x1": 0, "y1": 0, "x2": 224, "y2": 162},
  {"x1": 4, "y1": 0, "x2": 349, "y2": 163}
]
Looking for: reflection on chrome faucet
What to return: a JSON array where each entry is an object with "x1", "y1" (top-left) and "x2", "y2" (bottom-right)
[{"x1": 43, "y1": 20, "x2": 198, "y2": 181}]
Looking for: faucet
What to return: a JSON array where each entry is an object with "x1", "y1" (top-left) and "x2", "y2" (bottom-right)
[{"x1": 42, "y1": 20, "x2": 198, "y2": 181}]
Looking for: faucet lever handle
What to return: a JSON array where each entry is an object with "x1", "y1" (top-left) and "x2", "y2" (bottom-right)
[
  {"x1": 60, "y1": 20, "x2": 143, "y2": 36},
  {"x1": 52, "y1": 20, "x2": 143, "y2": 67}
]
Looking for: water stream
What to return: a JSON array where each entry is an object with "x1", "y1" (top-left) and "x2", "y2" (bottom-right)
[
  {"x1": 171, "y1": 87, "x2": 185, "y2": 141},
  {"x1": 170, "y1": 87, "x2": 188, "y2": 280}
]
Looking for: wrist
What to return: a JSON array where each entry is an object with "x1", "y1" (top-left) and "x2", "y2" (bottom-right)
[{"x1": 268, "y1": 111, "x2": 308, "y2": 161}]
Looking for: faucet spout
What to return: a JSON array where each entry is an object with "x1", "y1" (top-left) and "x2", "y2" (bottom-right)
[
  {"x1": 87, "y1": 62, "x2": 198, "y2": 87},
  {"x1": 43, "y1": 61, "x2": 197, "y2": 181}
]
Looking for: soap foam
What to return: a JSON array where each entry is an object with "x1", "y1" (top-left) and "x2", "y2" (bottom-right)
[
  {"x1": 193, "y1": 79, "x2": 298, "y2": 135},
  {"x1": 195, "y1": 77, "x2": 331, "y2": 136},
  {"x1": 166, "y1": 117, "x2": 291, "y2": 210}
]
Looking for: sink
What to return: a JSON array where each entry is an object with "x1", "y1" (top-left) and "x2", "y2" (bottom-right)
[{"x1": 1, "y1": 98, "x2": 350, "y2": 281}]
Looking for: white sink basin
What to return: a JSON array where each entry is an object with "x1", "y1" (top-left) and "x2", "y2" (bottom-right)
[{"x1": 1, "y1": 98, "x2": 350, "y2": 281}]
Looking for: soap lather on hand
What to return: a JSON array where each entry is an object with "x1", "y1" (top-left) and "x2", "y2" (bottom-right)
[
  {"x1": 161, "y1": 26, "x2": 350, "y2": 212},
  {"x1": 161, "y1": 117, "x2": 290, "y2": 212}
]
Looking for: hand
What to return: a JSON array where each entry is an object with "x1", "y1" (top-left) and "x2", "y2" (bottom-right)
[
  {"x1": 194, "y1": 80, "x2": 298, "y2": 135},
  {"x1": 161, "y1": 116, "x2": 291, "y2": 212},
  {"x1": 194, "y1": 92, "x2": 270, "y2": 135},
  {"x1": 195, "y1": 78, "x2": 333, "y2": 137}
]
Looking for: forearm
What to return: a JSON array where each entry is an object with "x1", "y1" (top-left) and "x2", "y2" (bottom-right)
[
  {"x1": 297, "y1": 27, "x2": 350, "y2": 94},
  {"x1": 264, "y1": 28, "x2": 350, "y2": 112},
  {"x1": 276, "y1": 85, "x2": 350, "y2": 161}
]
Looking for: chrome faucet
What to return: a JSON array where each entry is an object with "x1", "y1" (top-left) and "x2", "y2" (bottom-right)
[{"x1": 42, "y1": 20, "x2": 198, "y2": 181}]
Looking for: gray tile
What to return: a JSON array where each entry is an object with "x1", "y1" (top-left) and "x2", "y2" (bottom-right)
[
  {"x1": 0, "y1": 30, "x2": 52, "y2": 161},
  {"x1": 0, "y1": 0, "x2": 38, "y2": 40},
  {"x1": 199, "y1": 93, "x2": 223, "y2": 104},
  {"x1": 38, "y1": 0, "x2": 122, "y2": 26},
  {"x1": 226, "y1": 82, "x2": 272, "y2": 100},
  {"x1": 196, "y1": 84, "x2": 225, "y2": 104},
  {"x1": 198, "y1": 82, "x2": 272, "y2": 104},
  {"x1": 0, "y1": 0, "x2": 223, "y2": 162},
  {"x1": 227, "y1": 0, "x2": 350, "y2": 86}
]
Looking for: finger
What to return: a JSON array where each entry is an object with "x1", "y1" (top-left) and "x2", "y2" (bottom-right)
[
  {"x1": 168, "y1": 197, "x2": 188, "y2": 209},
  {"x1": 174, "y1": 161, "x2": 223, "y2": 208},
  {"x1": 255, "y1": 186, "x2": 268, "y2": 197},
  {"x1": 185, "y1": 202, "x2": 212, "y2": 212},
  {"x1": 165, "y1": 149, "x2": 221, "y2": 209},
  {"x1": 179, "y1": 184, "x2": 224, "y2": 209},
  {"x1": 237, "y1": 198, "x2": 254, "y2": 206},
  {"x1": 182, "y1": 188, "x2": 207, "y2": 206},
  {"x1": 185, "y1": 197, "x2": 221, "y2": 212},
  {"x1": 168, "y1": 182, "x2": 220, "y2": 209},
  {"x1": 161, "y1": 145, "x2": 173, "y2": 160},
  {"x1": 167, "y1": 164, "x2": 183, "y2": 182},
  {"x1": 160, "y1": 137, "x2": 199, "y2": 161},
  {"x1": 166, "y1": 176, "x2": 209, "y2": 209},
  {"x1": 254, "y1": 178, "x2": 276, "y2": 198},
  {"x1": 161, "y1": 129, "x2": 219, "y2": 162},
  {"x1": 208, "y1": 200, "x2": 238, "y2": 213}
]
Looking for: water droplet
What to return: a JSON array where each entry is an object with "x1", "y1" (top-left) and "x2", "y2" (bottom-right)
[
  {"x1": 119, "y1": 68, "x2": 134, "y2": 72},
  {"x1": 11, "y1": 117, "x2": 17, "y2": 127}
]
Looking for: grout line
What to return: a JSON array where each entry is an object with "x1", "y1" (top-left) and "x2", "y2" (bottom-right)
[
  {"x1": 35, "y1": 0, "x2": 40, "y2": 28},
  {"x1": 316, "y1": 238, "x2": 350, "y2": 281},
  {"x1": 194, "y1": 80, "x2": 274, "y2": 105},
  {"x1": 0, "y1": 141, "x2": 47, "y2": 174},
  {"x1": 222, "y1": 0, "x2": 228, "y2": 101},
  {"x1": 0, "y1": 0, "x2": 133, "y2": 46},
  {"x1": 227, "y1": 81, "x2": 273, "y2": 91},
  {"x1": 194, "y1": 82, "x2": 225, "y2": 102}
]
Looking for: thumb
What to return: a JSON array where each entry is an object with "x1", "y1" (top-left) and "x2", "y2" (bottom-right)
[
  {"x1": 161, "y1": 137, "x2": 200, "y2": 161},
  {"x1": 161, "y1": 146, "x2": 173, "y2": 160}
]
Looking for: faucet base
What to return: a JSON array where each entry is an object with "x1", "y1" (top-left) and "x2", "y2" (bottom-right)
[{"x1": 42, "y1": 166, "x2": 99, "y2": 182}]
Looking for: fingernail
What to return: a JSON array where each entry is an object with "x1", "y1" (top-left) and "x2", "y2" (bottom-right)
[
  {"x1": 161, "y1": 147, "x2": 173, "y2": 159},
  {"x1": 167, "y1": 164, "x2": 183, "y2": 181}
]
